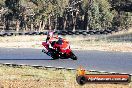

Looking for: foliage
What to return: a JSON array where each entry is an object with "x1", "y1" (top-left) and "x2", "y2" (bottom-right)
[{"x1": 0, "y1": 0, "x2": 132, "y2": 31}]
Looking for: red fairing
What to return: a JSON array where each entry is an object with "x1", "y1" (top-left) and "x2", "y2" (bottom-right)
[
  {"x1": 42, "y1": 36, "x2": 77, "y2": 60},
  {"x1": 42, "y1": 42, "x2": 48, "y2": 49},
  {"x1": 53, "y1": 43, "x2": 71, "y2": 54}
]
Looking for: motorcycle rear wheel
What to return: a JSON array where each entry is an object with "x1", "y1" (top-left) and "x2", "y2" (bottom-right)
[
  {"x1": 51, "y1": 55, "x2": 59, "y2": 60},
  {"x1": 51, "y1": 51, "x2": 59, "y2": 60}
]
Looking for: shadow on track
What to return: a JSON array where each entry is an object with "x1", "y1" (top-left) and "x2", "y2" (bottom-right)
[{"x1": 0, "y1": 59, "x2": 53, "y2": 60}]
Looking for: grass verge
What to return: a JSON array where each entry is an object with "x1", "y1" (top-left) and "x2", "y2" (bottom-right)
[{"x1": 0, "y1": 64, "x2": 131, "y2": 88}]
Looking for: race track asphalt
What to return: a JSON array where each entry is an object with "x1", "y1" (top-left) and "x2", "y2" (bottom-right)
[{"x1": 0, "y1": 48, "x2": 132, "y2": 74}]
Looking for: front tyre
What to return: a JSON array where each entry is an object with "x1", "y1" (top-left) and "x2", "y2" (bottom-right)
[{"x1": 70, "y1": 52, "x2": 77, "y2": 60}]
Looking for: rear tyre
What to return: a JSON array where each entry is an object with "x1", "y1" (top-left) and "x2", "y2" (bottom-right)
[
  {"x1": 51, "y1": 55, "x2": 59, "y2": 60},
  {"x1": 51, "y1": 50, "x2": 59, "y2": 60},
  {"x1": 70, "y1": 52, "x2": 77, "y2": 60}
]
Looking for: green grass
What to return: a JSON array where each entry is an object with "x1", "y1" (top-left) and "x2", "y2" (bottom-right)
[
  {"x1": 0, "y1": 64, "x2": 113, "y2": 80},
  {"x1": 0, "y1": 64, "x2": 74, "y2": 80}
]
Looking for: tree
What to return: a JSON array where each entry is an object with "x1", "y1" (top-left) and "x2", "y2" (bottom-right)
[
  {"x1": 0, "y1": 0, "x2": 131, "y2": 32},
  {"x1": 82, "y1": 0, "x2": 93, "y2": 30}
]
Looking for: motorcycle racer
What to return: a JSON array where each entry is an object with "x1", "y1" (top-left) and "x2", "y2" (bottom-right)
[
  {"x1": 45, "y1": 31, "x2": 70, "y2": 53},
  {"x1": 54, "y1": 35, "x2": 70, "y2": 53},
  {"x1": 42, "y1": 32, "x2": 77, "y2": 60},
  {"x1": 46, "y1": 30, "x2": 54, "y2": 43}
]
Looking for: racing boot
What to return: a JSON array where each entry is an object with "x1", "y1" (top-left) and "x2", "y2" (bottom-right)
[
  {"x1": 42, "y1": 49, "x2": 44, "y2": 52},
  {"x1": 46, "y1": 51, "x2": 51, "y2": 56}
]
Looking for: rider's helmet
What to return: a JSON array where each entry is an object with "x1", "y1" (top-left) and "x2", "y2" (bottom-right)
[{"x1": 57, "y1": 35, "x2": 63, "y2": 45}]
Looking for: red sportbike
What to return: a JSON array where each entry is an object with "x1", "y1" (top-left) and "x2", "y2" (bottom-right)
[{"x1": 42, "y1": 39, "x2": 77, "y2": 60}]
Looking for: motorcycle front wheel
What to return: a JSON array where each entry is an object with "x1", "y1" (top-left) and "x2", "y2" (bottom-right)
[{"x1": 70, "y1": 52, "x2": 77, "y2": 60}]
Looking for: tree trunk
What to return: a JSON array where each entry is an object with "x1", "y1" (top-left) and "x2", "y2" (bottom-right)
[
  {"x1": 63, "y1": 15, "x2": 67, "y2": 30},
  {"x1": 24, "y1": 23, "x2": 28, "y2": 32},
  {"x1": 73, "y1": 11, "x2": 78, "y2": 32},
  {"x1": 30, "y1": 23, "x2": 34, "y2": 31},
  {"x1": 39, "y1": 21, "x2": 42, "y2": 32},
  {"x1": 54, "y1": 16, "x2": 57, "y2": 31},
  {"x1": 16, "y1": 20, "x2": 20, "y2": 32},
  {"x1": 23, "y1": 14, "x2": 27, "y2": 32},
  {"x1": 3, "y1": 22, "x2": 5, "y2": 31},
  {"x1": 84, "y1": 12, "x2": 88, "y2": 31},
  {"x1": 35, "y1": 20, "x2": 39, "y2": 32},
  {"x1": 41, "y1": 21, "x2": 45, "y2": 31},
  {"x1": 73, "y1": 17, "x2": 76, "y2": 32},
  {"x1": 5, "y1": 20, "x2": 9, "y2": 31},
  {"x1": 48, "y1": 15, "x2": 52, "y2": 30}
]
